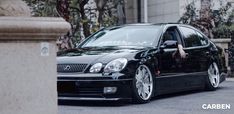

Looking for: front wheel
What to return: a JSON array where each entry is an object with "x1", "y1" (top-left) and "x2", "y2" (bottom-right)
[
  {"x1": 132, "y1": 65, "x2": 155, "y2": 103},
  {"x1": 206, "y1": 62, "x2": 220, "y2": 90}
]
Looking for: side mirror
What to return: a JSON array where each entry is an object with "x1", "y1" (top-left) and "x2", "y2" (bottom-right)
[{"x1": 160, "y1": 40, "x2": 178, "y2": 49}]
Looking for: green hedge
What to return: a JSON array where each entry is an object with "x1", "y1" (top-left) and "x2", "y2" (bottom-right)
[{"x1": 213, "y1": 25, "x2": 234, "y2": 38}]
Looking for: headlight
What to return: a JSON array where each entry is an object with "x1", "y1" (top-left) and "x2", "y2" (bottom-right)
[
  {"x1": 104, "y1": 58, "x2": 128, "y2": 73},
  {"x1": 89, "y1": 63, "x2": 103, "y2": 73}
]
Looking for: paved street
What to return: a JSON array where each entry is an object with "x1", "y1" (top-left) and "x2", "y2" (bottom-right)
[{"x1": 59, "y1": 78, "x2": 234, "y2": 114}]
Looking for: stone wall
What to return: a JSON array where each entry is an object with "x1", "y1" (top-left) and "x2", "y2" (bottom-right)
[
  {"x1": 148, "y1": 0, "x2": 180, "y2": 23},
  {"x1": 0, "y1": 17, "x2": 70, "y2": 114}
]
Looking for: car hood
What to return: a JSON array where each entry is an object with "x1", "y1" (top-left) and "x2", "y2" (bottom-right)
[{"x1": 57, "y1": 47, "x2": 145, "y2": 65}]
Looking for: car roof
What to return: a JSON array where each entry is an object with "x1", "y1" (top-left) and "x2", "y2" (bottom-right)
[
  {"x1": 110, "y1": 23, "x2": 192, "y2": 27},
  {"x1": 104, "y1": 23, "x2": 195, "y2": 31},
  {"x1": 126, "y1": 23, "x2": 198, "y2": 30},
  {"x1": 126, "y1": 23, "x2": 184, "y2": 25}
]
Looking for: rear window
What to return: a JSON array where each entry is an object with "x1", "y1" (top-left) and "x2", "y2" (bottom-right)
[
  {"x1": 180, "y1": 27, "x2": 202, "y2": 47},
  {"x1": 196, "y1": 31, "x2": 208, "y2": 46}
]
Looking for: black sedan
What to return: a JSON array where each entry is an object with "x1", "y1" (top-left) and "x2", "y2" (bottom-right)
[{"x1": 57, "y1": 23, "x2": 227, "y2": 103}]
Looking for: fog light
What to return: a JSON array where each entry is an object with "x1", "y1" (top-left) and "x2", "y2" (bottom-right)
[{"x1": 103, "y1": 87, "x2": 117, "y2": 94}]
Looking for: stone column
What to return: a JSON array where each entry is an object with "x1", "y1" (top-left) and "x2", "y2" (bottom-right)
[
  {"x1": 0, "y1": 0, "x2": 71, "y2": 114},
  {"x1": 211, "y1": 39, "x2": 231, "y2": 68},
  {"x1": 0, "y1": 0, "x2": 31, "y2": 16}
]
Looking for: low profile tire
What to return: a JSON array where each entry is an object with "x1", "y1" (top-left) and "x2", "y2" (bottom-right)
[
  {"x1": 132, "y1": 65, "x2": 155, "y2": 103},
  {"x1": 206, "y1": 62, "x2": 220, "y2": 90}
]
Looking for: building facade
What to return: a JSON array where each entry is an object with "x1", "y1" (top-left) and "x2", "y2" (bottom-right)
[{"x1": 125, "y1": 0, "x2": 234, "y2": 24}]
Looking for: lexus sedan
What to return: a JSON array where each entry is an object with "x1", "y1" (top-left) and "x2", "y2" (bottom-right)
[{"x1": 57, "y1": 23, "x2": 227, "y2": 103}]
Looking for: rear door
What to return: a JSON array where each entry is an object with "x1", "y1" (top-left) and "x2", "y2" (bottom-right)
[{"x1": 178, "y1": 26, "x2": 210, "y2": 88}]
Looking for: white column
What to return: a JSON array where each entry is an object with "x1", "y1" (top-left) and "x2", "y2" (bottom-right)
[{"x1": 144, "y1": 0, "x2": 148, "y2": 23}]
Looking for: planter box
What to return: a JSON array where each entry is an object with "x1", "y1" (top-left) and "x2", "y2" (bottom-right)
[{"x1": 211, "y1": 38, "x2": 232, "y2": 77}]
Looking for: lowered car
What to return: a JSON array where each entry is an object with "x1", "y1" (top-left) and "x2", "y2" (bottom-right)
[{"x1": 57, "y1": 23, "x2": 227, "y2": 103}]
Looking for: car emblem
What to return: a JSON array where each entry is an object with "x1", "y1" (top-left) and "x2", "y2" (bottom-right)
[{"x1": 64, "y1": 65, "x2": 71, "y2": 71}]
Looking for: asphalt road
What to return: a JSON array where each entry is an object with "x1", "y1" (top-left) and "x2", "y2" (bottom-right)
[{"x1": 58, "y1": 78, "x2": 234, "y2": 114}]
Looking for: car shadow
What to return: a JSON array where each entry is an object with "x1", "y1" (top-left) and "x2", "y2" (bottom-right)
[
  {"x1": 152, "y1": 89, "x2": 204, "y2": 101},
  {"x1": 151, "y1": 85, "x2": 228, "y2": 101},
  {"x1": 58, "y1": 100, "x2": 129, "y2": 107}
]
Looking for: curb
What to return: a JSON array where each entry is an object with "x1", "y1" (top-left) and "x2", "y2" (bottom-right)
[{"x1": 226, "y1": 78, "x2": 234, "y2": 81}]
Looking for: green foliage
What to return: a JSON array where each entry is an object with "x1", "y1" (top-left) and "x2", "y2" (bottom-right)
[
  {"x1": 23, "y1": 0, "x2": 58, "y2": 17},
  {"x1": 178, "y1": 2, "x2": 197, "y2": 24},
  {"x1": 213, "y1": 24, "x2": 234, "y2": 38},
  {"x1": 23, "y1": 0, "x2": 125, "y2": 50},
  {"x1": 178, "y1": 0, "x2": 234, "y2": 38},
  {"x1": 213, "y1": 9, "x2": 234, "y2": 38}
]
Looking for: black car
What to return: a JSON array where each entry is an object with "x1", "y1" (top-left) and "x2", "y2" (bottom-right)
[{"x1": 57, "y1": 23, "x2": 227, "y2": 103}]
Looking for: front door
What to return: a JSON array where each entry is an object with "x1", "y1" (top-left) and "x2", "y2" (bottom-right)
[{"x1": 156, "y1": 26, "x2": 187, "y2": 94}]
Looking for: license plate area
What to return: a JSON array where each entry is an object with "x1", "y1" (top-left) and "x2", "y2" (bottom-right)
[
  {"x1": 57, "y1": 81, "x2": 104, "y2": 96},
  {"x1": 57, "y1": 81, "x2": 78, "y2": 93}
]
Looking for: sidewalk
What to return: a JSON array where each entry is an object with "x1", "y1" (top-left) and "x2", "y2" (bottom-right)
[{"x1": 227, "y1": 78, "x2": 234, "y2": 81}]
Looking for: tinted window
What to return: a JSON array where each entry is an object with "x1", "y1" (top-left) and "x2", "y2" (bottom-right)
[
  {"x1": 180, "y1": 27, "x2": 202, "y2": 47},
  {"x1": 196, "y1": 31, "x2": 208, "y2": 46}
]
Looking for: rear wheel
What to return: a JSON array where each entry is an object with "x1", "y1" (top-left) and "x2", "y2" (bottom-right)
[
  {"x1": 132, "y1": 65, "x2": 154, "y2": 103},
  {"x1": 206, "y1": 62, "x2": 220, "y2": 90}
]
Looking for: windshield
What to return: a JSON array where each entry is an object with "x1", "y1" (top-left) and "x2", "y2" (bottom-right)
[{"x1": 80, "y1": 25, "x2": 162, "y2": 48}]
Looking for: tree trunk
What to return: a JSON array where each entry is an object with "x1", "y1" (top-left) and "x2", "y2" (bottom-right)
[
  {"x1": 200, "y1": 0, "x2": 211, "y2": 19},
  {"x1": 94, "y1": 0, "x2": 107, "y2": 26},
  {"x1": 117, "y1": 0, "x2": 126, "y2": 25},
  {"x1": 79, "y1": 0, "x2": 91, "y2": 38},
  {"x1": 229, "y1": 31, "x2": 234, "y2": 77},
  {"x1": 200, "y1": 0, "x2": 214, "y2": 38}
]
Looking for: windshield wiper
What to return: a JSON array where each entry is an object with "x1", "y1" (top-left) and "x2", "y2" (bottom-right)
[
  {"x1": 57, "y1": 48, "x2": 82, "y2": 56},
  {"x1": 81, "y1": 46, "x2": 118, "y2": 50},
  {"x1": 82, "y1": 45, "x2": 150, "y2": 50}
]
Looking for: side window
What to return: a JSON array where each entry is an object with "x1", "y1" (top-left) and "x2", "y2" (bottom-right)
[
  {"x1": 162, "y1": 31, "x2": 177, "y2": 42},
  {"x1": 196, "y1": 31, "x2": 208, "y2": 46},
  {"x1": 161, "y1": 27, "x2": 182, "y2": 45},
  {"x1": 180, "y1": 27, "x2": 202, "y2": 47}
]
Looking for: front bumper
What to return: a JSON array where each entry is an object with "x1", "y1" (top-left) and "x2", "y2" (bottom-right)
[{"x1": 57, "y1": 73, "x2": 133, "y2": 101}]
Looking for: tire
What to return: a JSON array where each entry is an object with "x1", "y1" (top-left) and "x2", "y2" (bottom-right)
[
  {"x1": 206, "y1": 62, "x2": 220, "y2": 90},
  {"x1": 132, "y1": 65, "x2": 155, "y2": 103}
]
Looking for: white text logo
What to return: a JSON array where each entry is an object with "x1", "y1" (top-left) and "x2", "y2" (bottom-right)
[{"x1": 202, "y1": 104, "x2": 231, "y2": 110}]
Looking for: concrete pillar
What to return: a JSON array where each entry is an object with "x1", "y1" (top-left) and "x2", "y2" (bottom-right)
[
  {"x1": 0, "y1": 0, "x2": 31, "y2": 16},
  {"x1": 211, "y1": 39, "x2": 231, "y2": 66},
  {"x1": 0, "y1": 0, "x2": 71, "y2": 114}
]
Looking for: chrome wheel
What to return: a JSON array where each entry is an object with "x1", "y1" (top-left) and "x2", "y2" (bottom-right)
[
  {"x1": 208, "y1": 62, "x2": 220, "y2": 88},
  {"x1": 135, "y1": 65, "x2": 153, "y2": 100}
]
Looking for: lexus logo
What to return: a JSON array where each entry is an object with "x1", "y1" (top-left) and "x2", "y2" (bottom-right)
[{"x1": 64, "y1": 65, "x2": 71, "y2": 71}]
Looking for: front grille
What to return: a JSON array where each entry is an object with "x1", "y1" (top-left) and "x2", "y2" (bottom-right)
[{"x1": 57, "y1": 64, "x2": 88, "y2": 73}]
